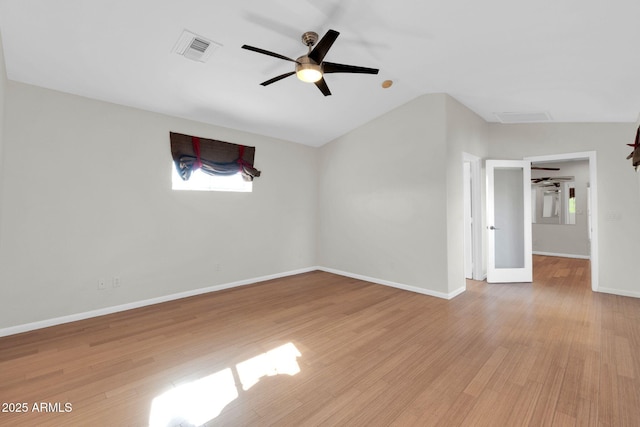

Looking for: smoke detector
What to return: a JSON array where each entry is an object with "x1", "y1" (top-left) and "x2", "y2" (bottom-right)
[{"x1": 173, "y1": 30, "x2": 221, "y2": 63}]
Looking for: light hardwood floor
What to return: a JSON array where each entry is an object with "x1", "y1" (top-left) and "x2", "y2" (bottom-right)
[{"x1": 1, "y1": 256, "x2": 639, "y2": 426}]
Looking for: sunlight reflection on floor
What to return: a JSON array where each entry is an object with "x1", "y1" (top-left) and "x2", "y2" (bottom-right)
[
  {"x1": 236, "y1": 342, "x2": 301, "y2": 391},
  {"x1": 149, "y1": 342, "x2": 301, "y2": 427}
]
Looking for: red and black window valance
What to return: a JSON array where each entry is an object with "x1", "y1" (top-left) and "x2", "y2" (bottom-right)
[{"x1": 170, "y1": 132, "x2": 261, "y2": 181}]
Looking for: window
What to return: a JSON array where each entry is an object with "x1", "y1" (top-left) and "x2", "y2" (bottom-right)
[
  {"x1": 169, "y1": 132, "x2": 260, "y2": 192},
  {"x1": 171, "y1": 165, "x2": 252, "y2": 192}
]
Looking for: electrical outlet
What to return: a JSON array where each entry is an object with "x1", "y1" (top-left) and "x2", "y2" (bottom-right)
[
  {"x1": 605, "y1": 210, "x2": 622, "y2": 222},
  {"x1": 113, "y1": 276, "x2": 121, "y2": 288},
  {"x1": 97, "y1": 279, "x2": 107, "y2": 290}
]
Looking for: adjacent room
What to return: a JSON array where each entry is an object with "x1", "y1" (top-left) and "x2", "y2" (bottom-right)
[{"x1": 1, "y1": 1, "x2": 640, "y2": 425}]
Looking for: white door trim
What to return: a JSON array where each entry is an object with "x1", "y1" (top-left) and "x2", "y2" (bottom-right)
[
  {"x1": 463, "y1": 161, "x2": 473, "y2": 279},
  {"x1": 524, "y1": 151, "x2": 598, "y2": 292},
  {"x1": 463, "y1": 152, "x2": 484, "y2": 280}
]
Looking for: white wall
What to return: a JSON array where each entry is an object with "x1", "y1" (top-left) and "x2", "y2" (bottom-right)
[
  {"x1": 0, "y1": 81, "x2": 318, "y2": 329},
  {"x1": 637, "y1": 115, "x2": 640, "y2": 199},
  {"x1": 4, "y1": 76, "x2": 638, "y2": 331},
  {"x1": 317, "y1": 94, "x2": 450, "y2": 294},
  {"x1": 489, "y1": 123, "x2": 640, "y2": 296},
  {"x1": 444, "y1": 96, "x2": 489, "y2": 292},
  {"x1": 317, "y1": 94, "x2": 489, "y2": 297},
  {"x1": 531, "y1": 160, "x2": 590, "y2": 257},
  {"x1": 0, "y1": 32, "x2": 6, "y2": 248}
]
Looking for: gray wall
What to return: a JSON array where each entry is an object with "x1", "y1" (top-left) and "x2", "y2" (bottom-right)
[
  {"x1": 531, "y1": 160, "x2": 590, "y2": 257},
  {"x1": 0, "y1": 81, "x2": 318, "y2": 328},
  {"x1": 489, "y1": 123, "x2": 640, "y2": 296}
]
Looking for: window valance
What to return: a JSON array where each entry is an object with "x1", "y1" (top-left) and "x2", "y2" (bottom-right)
[{"x1": 170, "y1": 132, "x2": 261, "y2": 181}]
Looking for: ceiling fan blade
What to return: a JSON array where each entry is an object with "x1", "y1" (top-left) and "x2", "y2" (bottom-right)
[
  {"x1": 315, "y1": 77, "x2": 332, "y2": 96},
  {"x1": 260, "y1": 71, "x2": 296, "y2": 86},
  {"x1": 309, "y1": 29, "x2": 340, "y2": 63},
  {"x1": 242, "y1": 45, "x2": 299, "y2": 63},
  {"x1": 532, "y1": 176, "x2": 573, "y2": 182},
  {"x1": 531, "y1": 166, "x2": 560, "y2": 171},
  {"x1": 322, "y1": 61, "x2": 379, "y2": 75}
]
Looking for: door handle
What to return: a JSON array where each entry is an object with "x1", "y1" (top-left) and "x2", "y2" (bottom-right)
[{"x1": 488, "y1": 225, "x2": 499, "y2": 230}]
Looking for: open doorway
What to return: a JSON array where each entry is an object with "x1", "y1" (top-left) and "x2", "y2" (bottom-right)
[
  {"x1": 525, "y1": 152, "x2": 598, "y2": 291},
  {"x1": 530, "y1": 159, "x2": 590, "y2": 258}
]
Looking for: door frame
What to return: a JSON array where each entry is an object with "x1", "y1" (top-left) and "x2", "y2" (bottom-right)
[
  {"x1": 463, "y1": 152, "x2": 484, "y2": 280},
  {"x1": 524, "y1": 151, "x2": 598, "y2": 291},
  {"x1": 463, "y1": 161, "x2": 473, "y2": 279}
]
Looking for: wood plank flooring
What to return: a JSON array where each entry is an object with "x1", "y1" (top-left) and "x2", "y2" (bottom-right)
[{"x1": 1, "y1": 256, "x2": 639, "y2": 426}]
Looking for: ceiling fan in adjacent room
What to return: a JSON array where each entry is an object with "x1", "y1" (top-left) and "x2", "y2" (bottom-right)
[
  {"x1": 531, "y1": 176, "x2": 573, "y2": 186},
  {"x1": 531, "y1": 166, "x2": 560, "y2": 171},
  {"x1": 241, "y1": 29, "x2": 379, "y2": 96}
]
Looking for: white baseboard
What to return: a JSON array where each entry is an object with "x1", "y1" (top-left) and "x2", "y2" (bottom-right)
[
  {"x1": 317, "y1": 266, "x2": 464, "y2": 300},
  {"x1": 448, "y1": 285, "x2": 467, "y2": 299},
  {"x1": 1, "y1": 266, "x2": 468, "y2": 338},
  {"x1": 533, "y1": 251, "x2": 590, "y2": 260},
  {"x1": 471, "y1": 272, "x2": 487, "y2": 281},
  {"x1": 0, "y1": 267, "x2": 318, "y2": 338},
  {"x1": 596, "y1": 287, "x2": 640, "y2": 299}
]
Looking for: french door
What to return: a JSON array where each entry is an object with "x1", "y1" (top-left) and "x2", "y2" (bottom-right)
[{"x1": 486, "y1": 160, "x2": 532, "y2": 283}]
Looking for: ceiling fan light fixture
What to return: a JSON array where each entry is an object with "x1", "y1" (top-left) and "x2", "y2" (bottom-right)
[
  {"x1": 295, "y1": 62, "x2": 322, "y2": 83},
  {"x1": 295, "y1": 56, "x2": 322, "y2": 83}
]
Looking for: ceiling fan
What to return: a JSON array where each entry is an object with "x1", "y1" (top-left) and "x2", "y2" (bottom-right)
[
  {"x1": 531, "y1": 176, "x2": 573, "y2": 185},
  {"x1": 531, "y1": 166, "x2": 560, "y2": 171},
  {"x1": 241, "y1": 29, "x2": 379, "y2": 96}
]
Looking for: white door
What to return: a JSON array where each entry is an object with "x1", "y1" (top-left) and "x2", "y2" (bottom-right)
[{"x1": 486, "y1": 160, "x2": 532, "y2": 283}]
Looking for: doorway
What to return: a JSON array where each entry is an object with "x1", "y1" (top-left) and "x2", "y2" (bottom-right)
[{"x1": 524, "y1": 152, "x2": 598, "y2": 291}]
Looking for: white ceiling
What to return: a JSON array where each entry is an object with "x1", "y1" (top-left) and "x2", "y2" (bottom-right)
[{"x1": 1, "y1": 0, "x2": 639, "y2": 147}]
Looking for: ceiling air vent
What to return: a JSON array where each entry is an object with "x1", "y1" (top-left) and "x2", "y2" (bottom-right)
[
  {"x1": 493, "y1": 111, "x2": 552, "y2": 124},
  {"x1": 173, "y1": 30, "x2": 221, "y2": 63}
]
